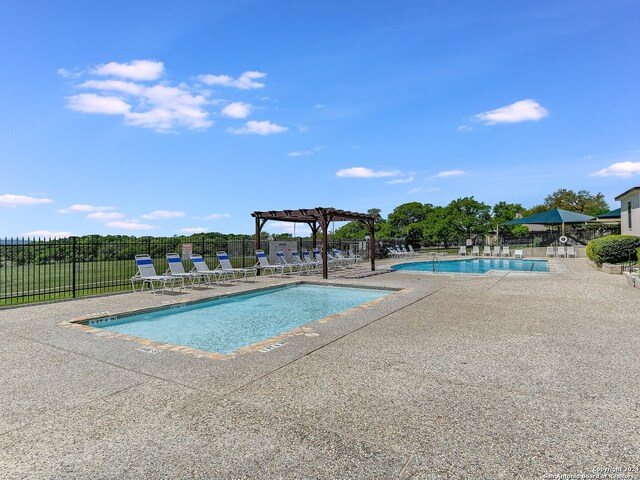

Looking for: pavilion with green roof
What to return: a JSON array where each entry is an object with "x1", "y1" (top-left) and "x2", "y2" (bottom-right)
[{"x1": 503, "y1": 208, "x2": 595, "y2": 235}]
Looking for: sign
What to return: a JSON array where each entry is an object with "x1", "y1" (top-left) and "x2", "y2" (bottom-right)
[
  {"x1": 466, "y1": 239, "x2": 473, "y2": 247},
  {"x1": 181, "y1": 243, "x2": 193, "y2": 259}
]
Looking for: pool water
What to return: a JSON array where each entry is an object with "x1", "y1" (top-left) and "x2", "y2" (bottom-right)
[
  {"x1": 90, "y1": 284, "x2": 390, "y2": 354},
  {"x1": 392, "y1": 258, "x2": 549, "y2": 274}
]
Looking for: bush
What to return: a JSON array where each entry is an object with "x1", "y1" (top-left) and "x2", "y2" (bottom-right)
[{"x1": 586, "y1": 235, "x2": 640, "y2": 266}]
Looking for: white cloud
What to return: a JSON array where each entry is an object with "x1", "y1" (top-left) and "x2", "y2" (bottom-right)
[
  {"x1": 141, "y1": 210, "x2": 185, "y2": 220},
  {"x1": 198, "y1": 71, "x2": 266, "y2": 89},
  {"x1": 457, "y1": 125, "x2": 473, "y2": 132},
  {"x1": 269, "y1": 221, "x2": 312, "y2": 237},
  {"x1": 387, "y1": 176, "x2": 414, "y2": 185},
  {"x1": 57, "y1": 68, "x2": 83, "y2": 79},
  {"x1": 179, "y1": 227, "x2": 208, "y2": 234},
  {"x1": 106, "y1": 221, "x2": 155, "y2": 230},
  {"x1": 287, "y1": 146, "x2": 322, "y2": 157},
  {"x1": 336, "y1": 167, "x2": 399, "y2": 178},
  {"x1": 0, "y1": 194, "x2": 54, "y2": 208},
  {"x1": 24, "y1": 230, "x2": 72, "y2": 239},
  {"x1": 230, "y1": 120, "x2": 287, "y2": 135},
  {"x1": 86, "y1": 212, "x2": 125, "y2": 221},
  {"x1": 590, "y1": 161, "x2": 640, "y2": 177},
  {"x1": 433, "y1": 170, "x2": 466, "y2": 178},
  {"x1": 66, "y1": 93, "x2": 131, "y2": 115},
  {"x1": 475, "y1": 99, "x2": 549, "y2": 125},
  {"x1": 58, "y1": 204, "x2": 116, "y2": 213},
  {"x1": 91, "y1": 60, "x2": 164, "y2": 81},
  {"x1": 79, "y1": 79, "x2": 145, "y2": 96},
  {"x1": 221, "y1": 102, "x2": 251, "y2": 119}
]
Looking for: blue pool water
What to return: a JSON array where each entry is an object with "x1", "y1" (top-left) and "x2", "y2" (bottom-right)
[
  {"x1": 90, "y1": 284, "x2": 390, "y2": 354},
  {"x1": 392, "y1": 258, "x2": 549, "y2": 274}
]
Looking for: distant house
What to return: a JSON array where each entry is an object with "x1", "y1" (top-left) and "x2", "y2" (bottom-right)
[{"x1": 615, "y1": 187, "x2": 640, "y2": 235}]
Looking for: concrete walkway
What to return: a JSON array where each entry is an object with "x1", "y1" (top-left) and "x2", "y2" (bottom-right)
[{"x1": 0, "y1": 258, "x2": 638, "y2": 478}]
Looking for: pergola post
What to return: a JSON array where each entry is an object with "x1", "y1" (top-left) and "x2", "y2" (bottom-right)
[{"x1": 320, "y1": 215, "x2": 329, "y2": 279}]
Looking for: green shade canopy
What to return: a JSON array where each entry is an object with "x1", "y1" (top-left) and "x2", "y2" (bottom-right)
[
  {"x1": 503, "y1": 208, "x2": 595, "y2": 225},
  {"x1": 596, "y1": 208, "x2": 621, "y2": 219}
]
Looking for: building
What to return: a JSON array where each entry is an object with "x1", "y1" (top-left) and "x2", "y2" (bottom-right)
[{"x1": 615, "y1": 187, "x2": 640, "y2": 235}]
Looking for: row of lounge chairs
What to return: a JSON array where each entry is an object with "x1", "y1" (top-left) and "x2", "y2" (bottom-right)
[
  {"x1": 387, "y1": 245, "x2": 420, "y2": 258},
  {"x1": 132, "y1": 248, "x2": 363, "y2": 293},
  {"x1": 546, "y1": 246, "x2": 576, "y2": 258},
  {"x1": 460, "y1": 245, "x2": 525, "y2": 259}
]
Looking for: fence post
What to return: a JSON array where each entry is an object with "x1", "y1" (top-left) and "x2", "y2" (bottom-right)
[{"x1": 72, "y1": 236, "x2": 77, "y2": 298}]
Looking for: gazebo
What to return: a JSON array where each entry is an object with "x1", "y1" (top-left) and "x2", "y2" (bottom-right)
[
  {"x1": 251, "y1": 207, "x2": 377, "y2": 279},
  {"x1": 503, "y1": 208, "x2": 594, "y2": 235}
]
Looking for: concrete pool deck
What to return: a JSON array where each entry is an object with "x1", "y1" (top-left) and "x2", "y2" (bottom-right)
[{"x1": 0, "y1": 258, "x2": 638, "y2": 478}]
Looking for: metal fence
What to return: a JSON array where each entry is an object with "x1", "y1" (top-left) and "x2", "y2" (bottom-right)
[{"x1": 0, "y1": 236, "x2": 369, "y2": 307}]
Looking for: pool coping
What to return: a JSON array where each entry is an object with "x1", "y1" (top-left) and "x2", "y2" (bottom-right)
[{"x1": 59, "y1": 281, "x2": 406, "y2": 361}]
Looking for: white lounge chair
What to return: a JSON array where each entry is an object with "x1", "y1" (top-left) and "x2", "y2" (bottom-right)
[
  {"x1": 275, "y1": 250, "x2": 302, "y2": 275},
  {"x1": 254, "y1": 250, "x2": 284, "y2": 276},
  {"x1": 501, "y1": 246, "x2": 510, "y2": 257},
  {"x1": 458, "y1": 246, "x2": 467, "y2": 256},
  {"x1": 567, "y1": 246, "x2": 576, "y2": 258},
  {"x1": 332, "y1": 248, "x2": 356, "y2": 266},
  {"x1": 290, "y1": 250, "x2": 312, "y2": 273},
  {"x1": 492, "y1": 246, "x2": 500, "y2": 257},
  {"x1": 131, "y1": 254, "x2": 184, "y2": 294},
  {"x1": 216, "y1": 251, "x2": 257, "y2": 282},
  {"x1": 483, "y1": 246, "x2": 491, "y2": 256},
  {"x1": 189, "y1": 254, "x2": 229, "y2": 284},
  {"x1": 514, "y1": 249, "x2": 524, "y2": 259},
  {"x1": 387, "y1": 247, "x2": 403, "y2": 258},
  {"x1": 407, "y1": 245, "x2": 421, "y2": 256},
  {"x1": 546, "y1": 247, "x2": 556, "y2": 257},
  {"x1": 304, "y1": 249, "x2": 324, "y2": 270},
  {"x1": 472, "y1": 246, "x2": 480, "y2": 256},
  {"x1": 166, "y1": 253, "x2": 209, "y2": 287},
  {"x1": 348, "y1": 249, "x2": 362, "y2": 263},
  {"x1": 556, "y1": 246, "x2": 566, "y2": 258}
]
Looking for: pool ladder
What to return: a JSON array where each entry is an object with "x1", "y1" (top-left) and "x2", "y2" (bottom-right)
[{"x1": 432, "y1": 256, "x2": 439, "y2": 272}]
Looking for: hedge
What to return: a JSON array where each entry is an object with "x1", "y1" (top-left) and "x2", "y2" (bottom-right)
[{"x1": 586, "y1": 235, "x2": 640, "y2": 266}]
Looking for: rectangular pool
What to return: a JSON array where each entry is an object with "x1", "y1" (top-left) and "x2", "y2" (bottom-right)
[{"x1": 89, "y1": 284, "x2": 391, "y2": 354}]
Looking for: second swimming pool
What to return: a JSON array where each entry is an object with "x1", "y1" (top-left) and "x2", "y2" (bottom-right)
[
  {"x1": 392, "y1": 258, "x2": 549, "y2": 274},
  {"x1": 89, "y1": 284, "x2": 391, "y2": 354}
]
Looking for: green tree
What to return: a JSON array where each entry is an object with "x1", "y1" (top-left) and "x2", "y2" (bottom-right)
[
  {"x1": 543, "y1": 189, "x2": 609, "y2": 216},
  {"x1": 446, "y1": 197, "x2": 492, "y2": 241},
  {"x1": 387, "y1": 202, "x2": 433, "y2": 235},
  {"x1": 492, "y1": 201, "x2": 527, "y2": 234}
]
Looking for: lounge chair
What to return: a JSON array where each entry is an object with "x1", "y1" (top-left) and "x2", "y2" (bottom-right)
[
  {"x1": 332, "y1": 248, "x2": 356, "y2": 266},
  {"x1": 275, "y1": 250, "x2": 301, "y2": 275},
  {"x1": 483, "y1": 246, "x2": 491, "y2": 256},
  {"x1": 290, "y1": 250, "x2": 312, "y2": 273},
  {"x1": 458, "y1": 246, "x2": 467, "y2": 256},
  {"x1": 556, "y1": 246, "x2": 566, "y2": 258},
  {"x1": 387, "y1": 247, "x2": 403, "y2": 258},
  {"x1": 131, "y1": 254, "x2": 184, "y2": 294},
  {"x1": 407, "y1": 245, "x2": 421, "y2": 256},
  {"x1": 348, "y1": 249, "x2": 362, "y2": 263},
  {"x1": 302, "y1": 249, "x2": 323, "y2": 271},
  {"x1": 472, "y1": 246, "x2": 480, "y2": 256},
  {"x1": 216, "y1": 251, "x2": 257, "y2": 282},
  {"x1": 501, "y1": 246, "x2": 510, "y2": 257},
  {"x1": 567, "y1": 246, "x2": 576, "y2": 258},
  {"x1": 254, "y1": 250, "x2": 284, "y2": 276},
  {"x1": 546, "y1": 247, "x2": 556, "y2": 257},
  {"x1": 189, "y1": 254, "x2": 229, "y2": 284},
  {"x1": 166, "y1": 253, "x2": 209, "y2": 287},
  {"x1": 492, "y1": 246, "x2": 500, "y2": 257},
  {"x1": 514, "y1": 249, "x2": 524, "y2": 259}
]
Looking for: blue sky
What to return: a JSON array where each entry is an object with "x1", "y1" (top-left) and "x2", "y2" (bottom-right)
[{"x1": 1, "y1": 0, "x2": 639, "y2": 238}]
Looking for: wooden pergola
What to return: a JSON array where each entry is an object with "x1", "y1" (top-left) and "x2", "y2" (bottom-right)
[{"x1": 251, "y1": 207, "x2": 377, "y2": 279}]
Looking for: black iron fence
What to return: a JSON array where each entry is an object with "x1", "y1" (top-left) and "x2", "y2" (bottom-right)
[{"x1": 0, "y1": 236, "x2": 369, "y2": 307}]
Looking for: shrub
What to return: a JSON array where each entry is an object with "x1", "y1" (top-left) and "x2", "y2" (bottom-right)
[{"x1": 586, "y1": 235, "x2": 640, "y2": 266}]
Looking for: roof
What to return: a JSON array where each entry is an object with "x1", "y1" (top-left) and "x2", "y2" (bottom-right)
[
  {"x1": 597, "y1": 208, "x2": 621, "y2": 219},
  {"x1": 615, "y1": 186, "x2": 640, "y2": 201},
  {"x1": 251, "y1": 207, "x2": 377, "y2": 224},
  {"x1": 503, "y1": 208, "x2": 595, "y2": 225}
]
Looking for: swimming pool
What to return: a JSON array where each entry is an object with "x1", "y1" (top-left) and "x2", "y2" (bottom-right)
[
  {"x1": 89, "y1": 284, "x2": 391, "y2": 354},
  {"x1": 392, "y1": 258, "x2": 549, "y2": 274}
]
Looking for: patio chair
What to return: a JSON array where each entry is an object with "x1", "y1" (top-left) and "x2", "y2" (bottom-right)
[
  {"x1": 290, "y1": 250, "x2": 312, "y2": 273},
  {"x1": 492, "y1": 246, "x2": 500, "y2": 257},
  {"x1": 556, "y1": 246, "x2": 566, "y2": 258},
  {"x1": 483, "y1": 246, "x2": 491, "y2": 256},
  {"x1": 165, "y1": 253, "x2": 209, "y2": 287},
  {"x1": 472, "y1": 246, "x2": 480, "y2": 256},
  {"x1": 567, "y1": 246, "x2": 576, "y2": 258},
  {"x1": 546, "y1": 246, "x2": 556, "y2": 257},
  {"x1": 514, "y1": 249, "x2": 524, "y2": 259},
  {"x1": 189, "y1": 254, "x2": 229, "y2": 284},
  {"x1": 275, "y1": 250, "x2": 301, "y2": 275},
  {"x1": 311, "y1": 249, "x2": 337, "y2": 269},
  {"x1": 348, "y1": 249, "x2": 362, "y2": 263},
  {"x1": 254, "y1": 250, "x2": 284, "y2": 276},
  {"x1": 332, "y1": 248, "x2": 356, "y2": 266},
  {"x1": 216, "y1": 251, "x2": 257, "y2": 282},
  {"x1": 501, "y1": 246, "x2": 510, "y2": 257},
  {"x1": 387, "y1": 247, "x2": 402, "y2": 258},
  {"x1": 131, "y1": 254, "x2": 184, "y2": 294},
  {"x1": 458, "y1": 246, "x2": 467, "y2": 256},
  {"x1": 407, "y1": 245, "x2": 421, "y2": 256}
]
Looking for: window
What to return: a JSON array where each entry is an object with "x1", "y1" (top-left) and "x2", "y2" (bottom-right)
[{"x1": 628, "y1": 201, "x2": 632, "y2": 230}]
